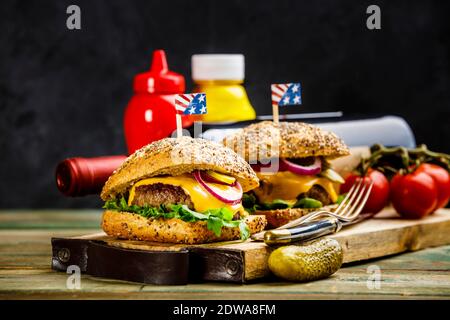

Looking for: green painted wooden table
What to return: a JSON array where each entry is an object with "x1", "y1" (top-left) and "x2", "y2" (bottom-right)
[{"x1": 0, "y1": 210, "x2": 449, "y2": 299}]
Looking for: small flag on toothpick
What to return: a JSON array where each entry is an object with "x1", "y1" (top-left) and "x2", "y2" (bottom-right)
[
  {"x1": 174, "y1": 93, "x2": 207, "y2": 138},
  {"x1": 175, "y1": 93, "x2": 207, "y2": 115},
  {"x1": 271, "y1": 83, "x2": 302, "y2": 124}
]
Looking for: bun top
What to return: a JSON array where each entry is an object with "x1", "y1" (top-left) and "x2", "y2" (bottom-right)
[
  {"x1": 101, "y1": 137, "x2": 259, "y2": 200},
  {"x1": 223, "y1": 121, "x2": 350, "y2": 162}
]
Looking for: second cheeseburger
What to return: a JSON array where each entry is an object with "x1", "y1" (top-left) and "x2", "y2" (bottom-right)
[
  {"x1": 223, "y1": 121, "x2": 350, "y2": 228},
  {"x1": 100, "y1": 137, "x2": 267, "y2": 244}
]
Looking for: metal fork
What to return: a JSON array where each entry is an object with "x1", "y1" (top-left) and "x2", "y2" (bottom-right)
[{"x1": 251, "y1": 178, "x2": 374, "y2": 245}]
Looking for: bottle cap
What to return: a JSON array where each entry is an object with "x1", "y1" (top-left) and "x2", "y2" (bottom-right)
[
  {"x1": 133, "y1": 50, "x2": 185, "y2": 94},
  {"x1": 191, "y1": 54, "x2": 245, "y2": 81}
]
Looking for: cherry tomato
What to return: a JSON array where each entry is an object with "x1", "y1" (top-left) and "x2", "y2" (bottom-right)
[
  {"x1": 415, "y1": 163, "x2": 450, "y2": 211},
  {"x1": 390, "y1": 170, "x2": 438, "y2": 219},
  {"x1": 341, "y1": 169, "x2": 390, "y2": 214}
]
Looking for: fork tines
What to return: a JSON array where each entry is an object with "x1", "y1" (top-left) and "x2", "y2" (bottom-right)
[{"x1": 250, "y1": 178, "x2": 374, "y2": 241}]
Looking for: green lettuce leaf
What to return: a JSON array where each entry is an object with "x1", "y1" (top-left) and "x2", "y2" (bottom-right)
[
  {"x1": 242, "y1": 193, "x2": 257, "y2": 208},
  {"x1": 238, "y1": 220, "x2": 250, "y2": 240},
  {"x1": 241, "y1": 193, "x2": 324, "y2": 211},
  {"x1": 294, "y1": 197, "x2": 323, "y2": 208},
  {"x1": 207, "y1": 216, "x2": 224, "y2": 237},
  {"x1": 103, "y1": 197, "x2": 249, "y2": 240},
  {"x1": 260, "y1": 199, "x2": 292, "y2": 210},
  {"x1": 336, "y1": 193, "x2": 347, "y2": 205}
]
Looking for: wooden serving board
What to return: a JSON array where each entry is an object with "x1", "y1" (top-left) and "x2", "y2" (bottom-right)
[{"x1": 51, "y1": 208, "x2": 450, "y2": 284}]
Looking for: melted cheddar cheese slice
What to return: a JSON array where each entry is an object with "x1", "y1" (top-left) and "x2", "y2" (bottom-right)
[
  {"x1": 254, "y1": 171, "x2": 339, "y2": 204},
  {"x1": 127, "y1": 174, "x2": 245, "y2": 216}
]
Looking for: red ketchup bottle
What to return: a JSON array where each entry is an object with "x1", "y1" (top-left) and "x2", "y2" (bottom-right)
[{"x1": 124, "y1": 50, "x2": 193, "y2": 154}]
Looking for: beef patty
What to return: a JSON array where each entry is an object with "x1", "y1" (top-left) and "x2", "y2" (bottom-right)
[
  {"x1": 298, "y1": 184, "x2": 332, "y2": 206},
  {"x1": 131, "y1": 183, "x2": 194, "y2": 209}
]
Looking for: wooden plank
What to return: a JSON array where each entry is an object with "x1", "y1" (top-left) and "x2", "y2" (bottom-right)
[
  {"x1": 0, "y1": 229, "x2": 101, "y2": 268},
  {"x1": 200, "y1": 208, "x2": 450, "y2": 278},
  {"x1": 49, "y1": 208, "x2": 450, "y2": 282},
  {"x1": 334, "y1": 208, "x2": 450, "y2": 262},
  {"x1": 0, "y1": 210, "x2": 102, "y2": 229},
  {"x1": 1, "y1": 210, "x2": 448, "y2": 299},
  {"x1": 1, "y1": 245, "x2": 450, "y2": 299},
  {"x1": 0, "y1": 229, "x2": 100, "y2": 243}
]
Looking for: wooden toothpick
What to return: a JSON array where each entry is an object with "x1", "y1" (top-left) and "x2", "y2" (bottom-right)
[
  {"x1": 272, "y1": 103, "x2": 279, "y2": 125},
  {"x1": 176, "y1": 113, "x2": 183, "y2": 138}
]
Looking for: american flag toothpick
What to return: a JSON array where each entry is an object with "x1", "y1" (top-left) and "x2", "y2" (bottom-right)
[
  {"x1": 271, "y1": 83, "x2": 302, "y2": 124},
  {"x1": 174, "y1": 93, "x2": 207, "y2": 138}
]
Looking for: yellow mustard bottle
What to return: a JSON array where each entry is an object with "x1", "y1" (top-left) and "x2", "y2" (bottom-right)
[{"x1": 191, "y1": 54, "x2": 256, "y2": 123}]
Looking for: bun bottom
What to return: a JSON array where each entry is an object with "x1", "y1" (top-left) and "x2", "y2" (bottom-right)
[
  {"x1": 255, "y1": 205, "x2": 337, "y2": 228},
  {"x1": 102, "y1": 210, "x2": 267, "y2": 244}
]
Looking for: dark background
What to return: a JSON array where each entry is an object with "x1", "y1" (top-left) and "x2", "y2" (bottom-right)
[{"x1": 0, "y1": 0, "x2": 449, "y2": 208}]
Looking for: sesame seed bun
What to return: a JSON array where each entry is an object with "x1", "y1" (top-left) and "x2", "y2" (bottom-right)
[
  {"x1": 101, "y1": 137, "x2": 259, "y2": 200},
  {"x1": 223, "y1": 121, "x2": 350, "y2": 162},
  {"x1": 101, "y1": 210, "x2": 267, "y2": 244}
]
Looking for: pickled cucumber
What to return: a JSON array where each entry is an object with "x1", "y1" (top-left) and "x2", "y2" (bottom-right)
[{"x1": 268, "y1": 238, "x2": 343, "y2": 282}]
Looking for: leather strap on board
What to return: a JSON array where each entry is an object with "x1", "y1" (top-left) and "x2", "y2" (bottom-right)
[
  {"x1": 51, "y1": 238, "x2": 189, "y2": 285},
  {"x1": 87, "y1": 241, "x2": 189, "y2": 285}
]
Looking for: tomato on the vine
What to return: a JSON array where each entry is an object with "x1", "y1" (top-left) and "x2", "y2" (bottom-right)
[
  {"x1": 390, "y1": 168, "x2": 438, "y2": 219},
  {"x1": 351, "y1": 143, "x2": 450, "y2": 219},
  {"x1": 415, "y1": 163, "x2": 450, "y2": 211},
  {"x1": 341, "y1": 169, "x2": 390, "y2": 214}
]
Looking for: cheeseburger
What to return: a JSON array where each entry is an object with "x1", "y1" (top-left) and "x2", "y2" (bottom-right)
[
  {"x1": 100, "y1": 137, "x2": 267, "y2": 244},
  {"x1": 223, "y1": 121, "x2": 350, "y2": 228}
]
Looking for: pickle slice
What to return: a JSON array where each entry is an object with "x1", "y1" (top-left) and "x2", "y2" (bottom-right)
[{"x1": 205, "y1": 170, "x2": 236, "y2": 185}]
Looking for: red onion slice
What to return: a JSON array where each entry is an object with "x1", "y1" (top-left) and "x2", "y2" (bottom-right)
[
  {"x1": 193, "y1": 171, "x2": 243, "y2": 204},
  {"x1": 280, "y1": 157, "x2": 322, "y2": 175},
  {"x1": 251, "y1": 163, "x2": 274, "y2": 172},
  {"x1": 251, "y1": 159, "x2": 289, "y2": 172}
]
